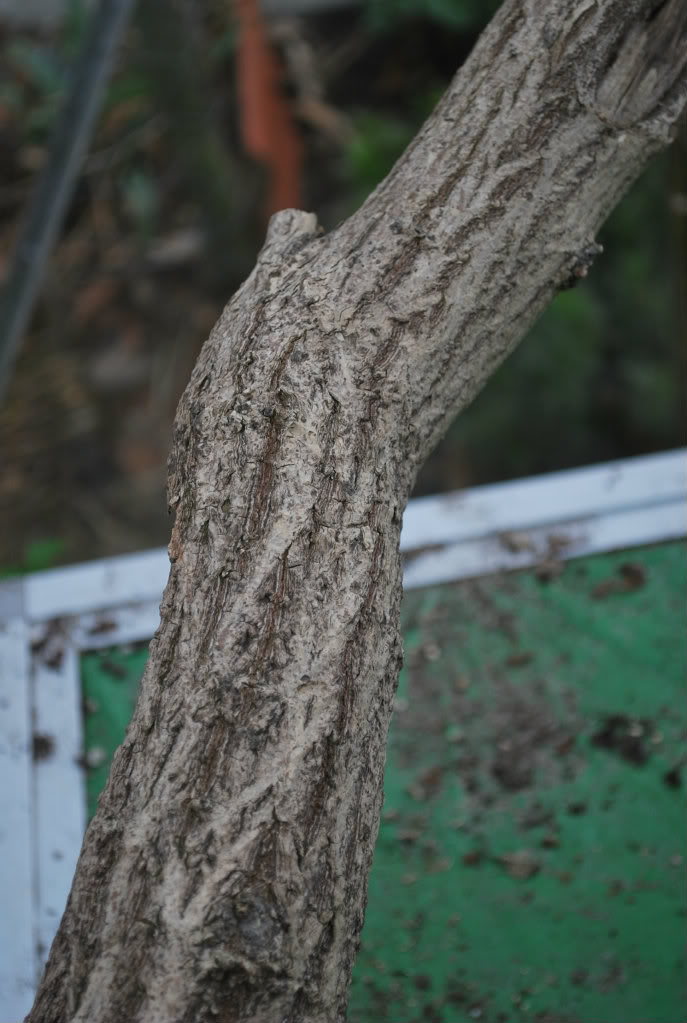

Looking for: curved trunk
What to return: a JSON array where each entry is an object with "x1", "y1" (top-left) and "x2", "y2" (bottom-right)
[{"x1": 28, "y1": 1, "x2": 686, "y2": 1021}]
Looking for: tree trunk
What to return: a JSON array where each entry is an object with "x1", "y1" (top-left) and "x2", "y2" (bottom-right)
[{"x1": 27, "y1": 2, "x2": 687, "y2": 1021}]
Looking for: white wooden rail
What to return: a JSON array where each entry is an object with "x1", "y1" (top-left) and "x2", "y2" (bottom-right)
[{"x1": 0, "y1": 448, "x2": 684, "y2": 1021}]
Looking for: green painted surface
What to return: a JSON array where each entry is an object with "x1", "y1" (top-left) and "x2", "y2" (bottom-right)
[
  {"x1": 81, "y1": 542, "x2": 687, "y2": 1022},
  {"x1": 81, "y1": 643, "x2": 148, "y2": 820}
]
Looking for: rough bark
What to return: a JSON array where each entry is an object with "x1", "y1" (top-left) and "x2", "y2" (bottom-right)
[{"x1": 28, "y1": 2, "x2": 687, "y2": 1021}]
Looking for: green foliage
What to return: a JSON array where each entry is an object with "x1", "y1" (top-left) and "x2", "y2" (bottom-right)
[
  {"x1": 346, "y1": 111, "x2": 416, "y2": 205},
  {"x1": 7, "y1": 39, "x2": 66, "y2": 97},
  {"x1": 445, "y1": 287, "x2": 607, "y2": 481},
  {"x1": 103, "y1": 69, "x2": 156, "y2": 111},
  {"x1": 119, "y1": 166, "x2": 160, "y2": 236},
  {"x1": 3, "y1": 3, "x2": 150, "y2": 142},
  {"x1": 3, "y1": 0, "x2": 92, "y2": 138},
  {"x1": 0, "y1": 78, "x2": 24, "y2": 118},
  {"x1": 24, "y1": 537, "x2": 66, "y2": 572},
  {"x1": 5, "y1": 39, "x2": 67, "y2": 137},
  {"x1": 345, "y1": 91, "x2": 442, "y2": 208},
  {"x1": 209, "y1": 25, "x2": 238, "y2": 65},
  {"x1": 0, "y1": 537, "x2": 66, "y2": 579},
  {"x1": 61, "y1": 0, "x2": 91, "y2": 62},
  {"x1": 364, "y1": 0, "x2": 500, "y2": 32}
]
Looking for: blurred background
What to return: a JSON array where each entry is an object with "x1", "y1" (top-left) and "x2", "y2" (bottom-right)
[{"x1": 0, "y1": 0, "x2": 684, "y2": 575}]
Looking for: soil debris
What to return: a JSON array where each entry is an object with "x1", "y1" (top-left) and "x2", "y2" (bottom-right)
[
  {"x1": 591, "y1": 714, "x2": 654, "y2": 766},
  {"x1": 592, "y1": 561, "x2": 648, "y2": 598},
  {"x1": 500, "y1": 849, "x2": 540, "y2": 880},
  {"x1": 32, "y1": 732, "x2": 55, "y2": 760}
]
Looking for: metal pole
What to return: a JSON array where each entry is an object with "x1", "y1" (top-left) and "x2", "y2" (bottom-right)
[{"x1": 0, "y1": 0, "x2": 136, "y2": 404}]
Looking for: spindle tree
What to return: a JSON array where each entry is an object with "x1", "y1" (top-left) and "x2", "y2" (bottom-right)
[{"x1": 28, "y1": 2, "x2": 687, "y2": 1021}]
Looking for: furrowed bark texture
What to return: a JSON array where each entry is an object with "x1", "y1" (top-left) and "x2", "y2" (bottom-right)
[{"x1": 28, "y1": 2, "x2": 686, "y2": 1021}]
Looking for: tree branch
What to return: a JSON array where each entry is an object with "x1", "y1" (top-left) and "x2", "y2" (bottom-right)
[{"x1": 27, "y1": 1, "x2": 687, "y2": 1021}]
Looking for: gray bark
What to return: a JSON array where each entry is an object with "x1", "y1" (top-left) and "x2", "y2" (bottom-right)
[{"x1": 27, "y1": 1, "x2": 687, "y2": 1021}]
